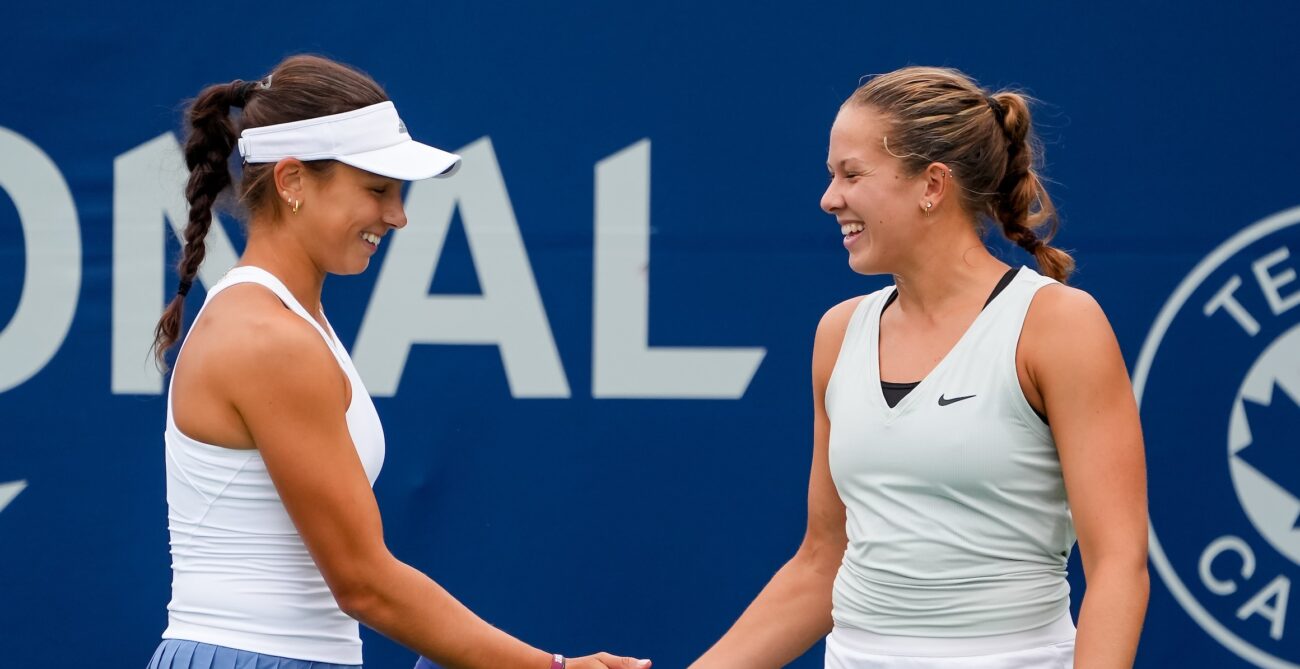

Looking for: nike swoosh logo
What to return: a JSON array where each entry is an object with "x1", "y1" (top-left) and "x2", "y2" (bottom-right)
[{"x1": 937, "y1": 394, "x2": 976, "y2": 406}]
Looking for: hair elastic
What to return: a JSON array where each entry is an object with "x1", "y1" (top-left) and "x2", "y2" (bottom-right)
[
  {"x1": 985, "y1": 95, "x2": 1006, "y2": 123},
  {"x1": 233, "y1": 80, "x2": 258, "y2": 106}
]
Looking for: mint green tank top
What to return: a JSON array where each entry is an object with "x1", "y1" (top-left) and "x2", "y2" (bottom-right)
[{"x1": 826, "y1": 266, "x2": 1075, "y2": 637}]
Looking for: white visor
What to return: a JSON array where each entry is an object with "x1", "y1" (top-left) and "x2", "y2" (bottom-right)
[{"x1": 237, "y1": 101, "x2": 461, "y2": 180}]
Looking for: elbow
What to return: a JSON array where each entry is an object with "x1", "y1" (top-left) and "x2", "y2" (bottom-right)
[
  {"x1": 1133, "y1": 559, "x2": 1151, "y2": 599},
  {"x1": 1086, "y1": 543, "x2": 1149, "y2": 573},
  {"x1": 794, "y1": 534, "x2": 847, "y2": 578},
  {"x1": 1108, "y1": 558, "x2": 1150, "y2": 595},
  {"x1": 1084, "y1": 551, "x2": 1150, "y2": 600},
  {"x1": 333, "y1": 581, "x2": 381, "y2": 621},
  {"x1": 324, "y1": 556, "x2": 393, "y2": 622}
]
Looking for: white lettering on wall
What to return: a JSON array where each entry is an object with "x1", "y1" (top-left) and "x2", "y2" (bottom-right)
[
  {"x1": 353, "y1": 138, "x2": 570, "y2": 398},
  {"x1": 6, "y1": 131, "x2": 763, "y2": 401},
  {"x1": 0, "y1": 479, "x2": 26, "y2": 514},
  {"x1": 592, "y1": 140, "x2": 765, "y2": 398},
  {"x1": 0, "y1": 127, "x2": 81, "y2": 392}
]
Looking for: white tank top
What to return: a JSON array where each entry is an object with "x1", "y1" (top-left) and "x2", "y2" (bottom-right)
[
  {"x1": 161, "y1": 266, "x2": 384, "y2": 664},
  {"x1": 826, "y1": 266, "x2": 1075, "y2": 638}
]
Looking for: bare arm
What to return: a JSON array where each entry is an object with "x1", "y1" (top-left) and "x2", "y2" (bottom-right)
[
  {"x1": 1024, "y1": 286, "x2": 1149, "y2": 669},
  {"x1": 224, "y1": 301, "x2": 646, "y2": 669},
  {"x1": 689, "y1": 298, "x2": 858, "y2": 669}
]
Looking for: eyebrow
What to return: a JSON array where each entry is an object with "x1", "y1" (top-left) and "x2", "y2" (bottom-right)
[{"x1": 827, "y1": 158, "x2": 871, "y2": 171}]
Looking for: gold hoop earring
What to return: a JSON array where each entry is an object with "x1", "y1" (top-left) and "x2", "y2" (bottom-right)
[
  {"x1": 292, "y1": 199, "x2": 301, "y2": 214},
  {"x1": 923, "y1": 201, "x2": 933, "y2": 213}
]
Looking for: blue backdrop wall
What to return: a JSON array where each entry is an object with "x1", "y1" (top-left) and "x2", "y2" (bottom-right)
[{"x1": 2, "y1": 2, "x2": 1298, "y2": 667}]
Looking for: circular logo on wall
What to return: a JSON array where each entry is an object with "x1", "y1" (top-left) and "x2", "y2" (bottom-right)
[{"x1": 1137, "y1": 205, "x2": 1300, "y2": 667}]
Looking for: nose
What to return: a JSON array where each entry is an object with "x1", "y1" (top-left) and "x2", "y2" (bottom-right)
[
  {"x1": 821, "y1": 179, "x2": 843, "y2": 215},
  {"x1": 384, "y1": 197, "x2": 408, "y2": 230}
]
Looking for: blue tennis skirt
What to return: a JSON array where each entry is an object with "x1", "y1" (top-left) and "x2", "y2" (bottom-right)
[{"x1": 147, "y1": 639, "x2": 362, "y2": 669}]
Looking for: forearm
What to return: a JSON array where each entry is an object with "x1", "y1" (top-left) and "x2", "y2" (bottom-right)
[
  {"x1": 1073, "y1": 560, "x2": 1149, "y2": 669},
  {"x1": 691, "y1": 548, "x2": 840, "y2": 669},
  {"x1": 346, "y1": 558, "x2": 553, "y2": 669}
]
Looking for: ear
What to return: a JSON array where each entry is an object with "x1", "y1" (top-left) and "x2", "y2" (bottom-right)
[
  {"x1": 919, "y1": 162, "x2": 953, "y2": 214},
  {"x1": 272, "y1": 158, "x2": 306, "y2": 207}
]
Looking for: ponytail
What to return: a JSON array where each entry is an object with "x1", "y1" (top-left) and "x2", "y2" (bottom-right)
[
  {"x1": 988, "y1": 92, "x2": 1075, "y2": 283},
  {"x1": 150, "y1": 80, "x2": 252, "y2": 369}
]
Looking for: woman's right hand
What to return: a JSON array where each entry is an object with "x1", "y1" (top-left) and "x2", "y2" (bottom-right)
[{"x1": 566, "y1": 653, "x2": 651, "y2": 669}]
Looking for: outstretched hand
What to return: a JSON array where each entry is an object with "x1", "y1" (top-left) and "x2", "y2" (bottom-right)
[{"x1": 567, "y1": 652, "x2": 652, "y2": 669}]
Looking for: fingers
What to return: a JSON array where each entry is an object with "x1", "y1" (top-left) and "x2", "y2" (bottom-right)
[{"x1": 594, "y1": 652, "x2": 651, "y2": 668}]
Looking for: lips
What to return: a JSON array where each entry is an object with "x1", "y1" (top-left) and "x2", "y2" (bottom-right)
[
  {"x1": 840, "y1": 220, "x2": 865, "y2": 250},
  {"x1": 360, "y1": 231, "x2": 381, "y2": 248}
]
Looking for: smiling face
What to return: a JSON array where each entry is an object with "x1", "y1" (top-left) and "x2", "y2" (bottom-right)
[
  {"x1": 820, "y1": 104, "x2": 928, "y2": 275},
  {"x1": 295, "y1": 163, "x2": 407, "y2": 275}
]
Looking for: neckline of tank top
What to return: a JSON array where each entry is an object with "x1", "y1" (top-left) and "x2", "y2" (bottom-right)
[
  {"x1": 878, "y1": 266, "x2": 1022, "y2": 387},
  {"x1": 874, "y1": 266, "x2": 1020, "y2": 404},
  {"x1": 222, "y1": 266, "x2": 325, "y2": 318},
  {"x1": 876, "y1": 266, "x2": 1049, "y2": 424},
  {"x1": 879, "y1": 266, "x2": 1020, "y2": 316},
  {"x1": 218, "y1": 266, "x2": 345, "y2": 359}
]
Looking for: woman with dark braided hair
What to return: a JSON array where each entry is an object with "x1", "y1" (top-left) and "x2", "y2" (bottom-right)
[
  {"x1": 147, "y1": 55, "x2": 651, "y2": 669},
  {"x1": 691, "y1": 67, "x2": 1148, "y2": 668}
]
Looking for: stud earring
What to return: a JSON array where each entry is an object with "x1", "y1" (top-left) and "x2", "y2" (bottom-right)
[{"x1": 924, "y1": 201, "x2": 933, "y2": 213}]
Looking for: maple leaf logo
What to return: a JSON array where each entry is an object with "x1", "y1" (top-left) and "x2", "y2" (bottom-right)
[{"x1": 1237, "y1": 383, "x2": 1300, "y2": 529}]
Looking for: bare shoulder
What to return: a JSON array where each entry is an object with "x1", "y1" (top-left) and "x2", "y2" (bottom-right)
[
  {"x1": 190, "y1": 284, "x2": 342, "y2": 397},
  {"x1": 1024, "y1": 283, "x2": 1113, "y2": 342},
  {"x1": 815, "y1": 295, "x2": 868, "y2": 347},
  {"x1": 813, "y1": 295, "x2": 868, "y2": 383},
  {"x1": 1022, "y1": 282, "x2": 1125, "y2": 377}
]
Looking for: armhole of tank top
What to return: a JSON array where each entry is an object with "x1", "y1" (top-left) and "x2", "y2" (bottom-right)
[
  {"x1": 1006, "y1": 277, "x2": 1055, "y2": 439},
  {"x1": 166, "y1": 280, "x2": 237, "y2": 430},
  {"x1": 253, "y1": 289, "x2": 355, "y2": 407},
  {"x1": 825, "y1": 291, "x2": 885, "y2": 406},
  {"x1": 319, "y1": 317, "x2": 361, "y2": 407},
  {"x1": 167, "y1": 273, "x2": 354, "y2": 430}
]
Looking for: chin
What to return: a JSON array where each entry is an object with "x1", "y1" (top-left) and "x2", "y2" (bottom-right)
[
  {"x1": 847, "y1": 251, "x2": 888, "y2": 277},
  {"x1": 328, "y1": 258, "x2": 371, "y2": 276}
]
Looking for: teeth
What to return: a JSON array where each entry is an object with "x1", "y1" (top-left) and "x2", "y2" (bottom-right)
[
  {"x1": 840, "y1": 222, "x2": 865, "y2": 236},
  {"x1": 361, "y1": 232, "x2": 380, "y2": 246}
]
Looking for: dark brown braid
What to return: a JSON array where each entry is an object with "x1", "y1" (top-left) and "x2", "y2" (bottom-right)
[{"x1": 150, "y1": 80, "x2": 244, "y2": 369}]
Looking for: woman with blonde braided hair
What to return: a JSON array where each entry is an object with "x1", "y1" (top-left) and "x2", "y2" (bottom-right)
[
  {"x1": 147, "y1": 54, "x2": 650, "y2": 669},
  {"x1": 691, "y1": 67, "x2": 1148, "y2": 668}
]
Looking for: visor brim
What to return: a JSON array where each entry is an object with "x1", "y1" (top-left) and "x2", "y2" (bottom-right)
[{"x1": 338, "y1": 139, "x2": 461, "y2": 181}]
